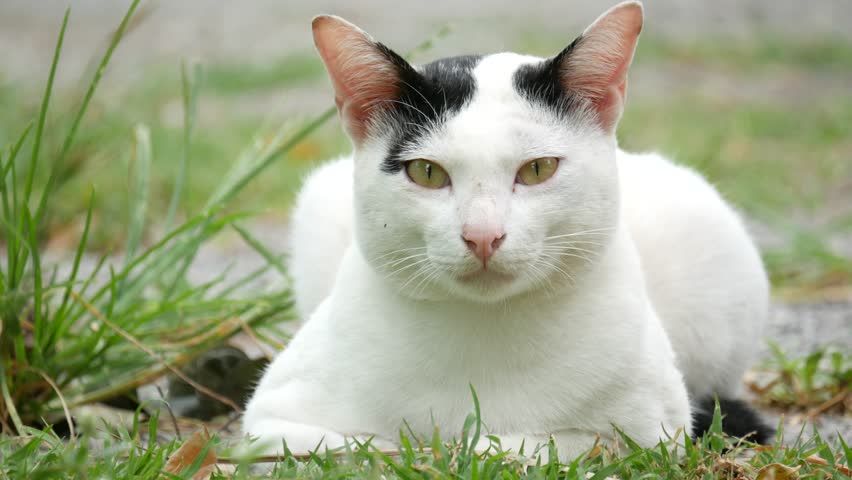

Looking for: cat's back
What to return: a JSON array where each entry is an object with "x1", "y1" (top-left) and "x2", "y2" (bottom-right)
[
  {"x1": 289, "y1": 155, "x2": 355, "y2": 320},
  {"x1": 616, "y1": 149, "x2": 769, "y2": 399}
]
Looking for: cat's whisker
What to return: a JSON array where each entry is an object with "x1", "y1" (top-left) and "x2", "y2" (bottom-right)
[
  {"x1": 542, "y1": 245, "x2": 601, "y2": 258},
  {"x1": 541, "y1": 244, "x2": 597, "y2": 254},
  {"x1": 386, "y1": 257, "x2": 433, "y2": 279},
  {"x1": 544, "y1": 239, "x2": 604, "y2": 247},
  {"x1": 413, "y1": 265, "x2": 443, "y2": 298},
  {"x1": 526, "y1": 259, "x2": 554, "y2": 294},
  {"x1": 398, "y1": 261, "x2": 438, "y2": 291},
  {"x1": 370, "y1": 246, "x2": 428, "y2": 263},
  {"x1": 542, "y1": 250, "x2": 597, "y2": 267},
  {"x1": 544, "y1": 227, "x2": 614, "y2": 241},
  {"x1": 538, "y1": 253, "x2": 577, "y2": 286},
  {"x1": 377, "y1": 252, "x2": 429, "y2": 271}
]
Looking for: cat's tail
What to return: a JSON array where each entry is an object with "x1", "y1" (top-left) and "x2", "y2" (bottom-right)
[{"x1": 691, "y1": 396, "x2": 774, "y2": 444}]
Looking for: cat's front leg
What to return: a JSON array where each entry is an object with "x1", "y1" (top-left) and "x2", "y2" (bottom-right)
[
  {"x1": 246, "y1": 418, "x2": 397, "y2": 454},
  {"x1": 246, "y1": 418, "x2": 348, "y2": 454}
]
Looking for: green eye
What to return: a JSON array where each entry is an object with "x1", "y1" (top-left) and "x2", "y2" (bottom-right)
[
  {"x1": 516, "y1": 157, "x2": 559, "y2": 186},
  {"x1": 405, "y1": 159, "x2": 450, "y2": 189}
]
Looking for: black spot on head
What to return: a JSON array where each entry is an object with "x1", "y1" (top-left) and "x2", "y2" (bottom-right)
[
  {"x1": 375, "y1": 49, "x2": 481, "y2": 174},
  {"x1": 513, "y1": 36, "x2": 586, "y2": 117}
]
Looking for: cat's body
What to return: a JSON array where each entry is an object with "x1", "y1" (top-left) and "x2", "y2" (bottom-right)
[{"x1": 244, "y1": 2, "x2": 769, "y2": 457}]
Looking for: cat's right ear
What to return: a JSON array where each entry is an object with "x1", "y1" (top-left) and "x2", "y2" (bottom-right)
[
  {"x1": 554, "y1": 1, "x2": 643, "y2": 132},
  {"x1": 312, "y1": 15, "x2": 407, "y2": 143}
]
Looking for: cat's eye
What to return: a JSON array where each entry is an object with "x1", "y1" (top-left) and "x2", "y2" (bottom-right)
[
  {"x1": 516, "y1": 157, "x2": 559, "y2": 186},
  {"x1": 405, "y1": 159, "x2": 450, "y2": 189}
]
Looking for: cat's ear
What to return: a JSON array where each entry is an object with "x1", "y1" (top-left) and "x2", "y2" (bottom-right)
[
  {"x1": 558, "y1": 1, "x2": 643, "y2": 131},
  {"x1": 312, "y1": 15, "x2": 410, "y2": 143}
]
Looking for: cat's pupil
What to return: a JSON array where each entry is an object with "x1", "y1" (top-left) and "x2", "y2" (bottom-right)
[
  {"x1": 533, "y1": 161, "x2": 539, "y2": 176},
  {"x1": 426, "y1": 163, "x2": 432, "y2": 179}
]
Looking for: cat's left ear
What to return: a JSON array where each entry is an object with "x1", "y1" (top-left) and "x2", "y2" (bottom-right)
[
  {"x1": 312, "y1": 15, "x2": 412, "y2": 144},
  {"x1": 557, "y1": 1, "x2": 643, "y2": 132}
]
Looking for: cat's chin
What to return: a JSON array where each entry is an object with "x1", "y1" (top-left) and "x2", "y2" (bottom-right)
[{"x1": 448, "y1": 268, "x2": 523, "y2": 302}]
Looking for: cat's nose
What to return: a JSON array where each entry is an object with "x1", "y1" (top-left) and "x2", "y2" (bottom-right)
[{"x1": 462, "y1": 226, "x2": 506, "y2": 265}]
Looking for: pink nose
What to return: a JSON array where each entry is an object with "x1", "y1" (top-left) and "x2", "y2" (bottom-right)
[{"x1": 462, "y1": 226, "x2": 506, "y2": 264}]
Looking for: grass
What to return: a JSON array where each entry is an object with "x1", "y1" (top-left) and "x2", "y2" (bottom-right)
[
  {"x1": 748, "y1": 343, "x2": 851, "y2": 417},
  {"x1": 1, "y1": 398, "x2": 850, "y2": 479},
  {"x1": 0, "y1": 0, "x2": 313, "y2": 432},
  {"x1": 0, "y1": 3, "x2": 849, "y2": 479}
]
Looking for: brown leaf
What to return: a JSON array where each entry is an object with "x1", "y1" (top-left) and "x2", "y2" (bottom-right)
[
  {"x1": 163, "y1": 427, "x2": 218, "y2": 479},
  {"x1": 756, "y1": 463, "x2": 801, "y2": 480}
]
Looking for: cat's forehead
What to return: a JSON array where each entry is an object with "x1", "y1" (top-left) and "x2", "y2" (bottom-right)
[
  {"x1": 380, "y1": 53, "x2": 546, "y2": 173},
  {"x1": 417, "y1": 53, "x2": 543, "y2": 101}
]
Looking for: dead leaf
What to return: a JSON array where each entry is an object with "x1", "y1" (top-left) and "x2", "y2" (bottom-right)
[
  {"x1": 756, "y1": 463, "x2": 801, "y2": 480},
  {"x1": 163, "y1": 427, "x2": 218, "y2": 479}
]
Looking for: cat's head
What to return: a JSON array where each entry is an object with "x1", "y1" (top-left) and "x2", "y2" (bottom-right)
[{"x1": 312, "y1": 2, "x2": 642, "y2": 303}]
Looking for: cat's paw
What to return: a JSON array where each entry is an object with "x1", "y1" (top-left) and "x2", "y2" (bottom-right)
[
  {"x1": 245, "y1": 419, "x2": 396, "y2": 455},
  {"x1": 475, "y1": 430, "x2": 601, "y2": 463},
  {"x1": 246, "y1": 419, "x2": 349, "y2": 454},
  {"x1": 475, "y1": 433, "x2": 549, "y2": 457}
]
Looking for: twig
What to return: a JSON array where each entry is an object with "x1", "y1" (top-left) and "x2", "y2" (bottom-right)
[
  {"x1": 238, "y1": 321, "x2": 274, "y2": 361},
  {"x1": 803, "y1": 454, "x2": 852, "y2": 476},
  {"x1": 26, "y1": 367, "x2": 75, "y2": 440},
  {"x1": 157, "y1": 316, "x2": 245, "y2": 349},
  {"x1": 70, "y1": 291, "x2": 243, "y2": 413},
  {"x1": 156, "y1": 385, "x2": 182, "y2": 441},
  {"x1": 805, "y1": 390, "x2": 849, "y2": 419},
  {"x1": 215, "y1": 412, "x2": 242, "y2": 436}
]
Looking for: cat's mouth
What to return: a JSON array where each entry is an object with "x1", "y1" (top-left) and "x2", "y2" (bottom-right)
[{"x1": 456, "y1": 268, "x2": 515, "y2": 284}]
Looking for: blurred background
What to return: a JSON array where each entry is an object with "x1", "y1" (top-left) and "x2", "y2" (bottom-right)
[
  {"x1": 0, "y1": 0, "x2": 849, "y2": 445},
  {"x1": 1, "y1": 0, "x2": 850, "y2": 295}
]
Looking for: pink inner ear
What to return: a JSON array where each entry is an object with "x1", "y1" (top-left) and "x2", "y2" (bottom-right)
[
  {"x1": 560, "y1": 2, "x2": 642, "y2": 131},
  {"x1": 313, "y1": 16, "x2": 402, "y2": 142}
]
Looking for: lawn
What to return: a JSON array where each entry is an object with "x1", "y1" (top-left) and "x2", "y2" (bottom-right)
[{"x1": 0, "y1": 1, "x2": 850, "y2": 477}]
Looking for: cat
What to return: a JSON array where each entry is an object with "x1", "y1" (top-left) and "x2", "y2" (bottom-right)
[{"x1": 243, "y1": 1, "x2": 771, "y2": 459}]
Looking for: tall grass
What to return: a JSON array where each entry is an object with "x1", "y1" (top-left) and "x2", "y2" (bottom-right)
[{"x1": 0, "y1": 0, "x2": 329, "y2": 432}]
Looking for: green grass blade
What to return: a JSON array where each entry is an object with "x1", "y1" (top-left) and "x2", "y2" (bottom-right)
[
  {"x1": 24, "y1": 205, "x2": 45, "y2": 357},
  {"x1": 3, "y1": 124, "x2": 34, "y2": 289},
  {"x1": 164, "y1": 60, "x2": 202, "y2": 231},
  {"x1": 57, "y1": 0, "x2": 141, "y2": 163},
  {"x1": 24, "y1": 9, "x2": 69, "y2": 206},
  {"x1": 232, "y1": 223, "x2": 288, "y2": 276},
  {"x1": 50, "y1": 188, "x2": 95, "y2": 346},
  {"x1": 0, "y1": 361, "x2": 25, "y2": 435},
  {"x1": 216, "y1": 255, "x2": 284, "y2": 299},
  {"x1": 81, "y1": 214, "x2": 211, "y2": 308},
  {"x1": 124, "y1": 124, "x2": 151, "y2": 267},
  {"x1": 33, "y1": 0, "x2": 142, "y2": 226},
  {"x1": 203, "y1": 107, "x2": 336, "y2": 211}
]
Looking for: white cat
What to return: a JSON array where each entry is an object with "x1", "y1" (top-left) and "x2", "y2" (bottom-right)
[{"x1": 243, "y1": 1, "x2": 769, "y2": 459}]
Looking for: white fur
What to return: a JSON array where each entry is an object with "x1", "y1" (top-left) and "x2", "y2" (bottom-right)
[{"x1": 244, "y1": 44, "x2": 767, "y2": 459}]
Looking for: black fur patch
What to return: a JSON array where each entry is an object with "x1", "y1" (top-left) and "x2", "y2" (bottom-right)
[
  {"x1": 692, "y1": 396, "x2": 774, "y2": 444},
  {"x1": 512, "y1": 36, "x2": 586, "y2": 117},
  {"x1": 375, "y1": 48, "x2": 481, "y2": 174}
]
